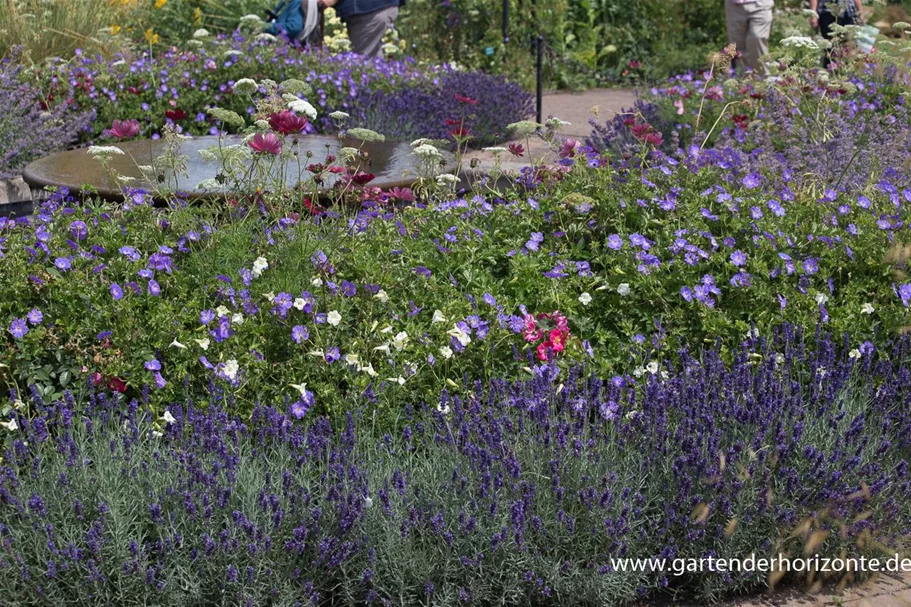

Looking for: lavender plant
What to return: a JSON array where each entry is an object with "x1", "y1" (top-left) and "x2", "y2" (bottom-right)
[
  {"x1": 1, "y1": 327, "x2": 909, "y2": 605},
  {"x1": 0, "y1": 48, "x2": 92, "y2": 179}
]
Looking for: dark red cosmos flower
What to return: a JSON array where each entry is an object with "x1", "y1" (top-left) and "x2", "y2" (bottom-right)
[
  {"x1": 732, "y1": 114, "x2": 750, "y2": 130},
  {"x1": 627, "y1": 60, "x2": 641, "y2": 69},
  {"x1": 455, "y1": 93, "x2": 478, "y2": 104},
  {"x1": 108, "y1": 377, "x2": 127, "y2": 393},
  {"x1": 303, "y1": 198, "x2": 322, "y2": 215},
  {"x1": 307, "y1": 163, "x2": 325, "y2": 173},
  {"x1": 328, "y1": 165, "x2": 347, "y2": 174},
  {"x1": 165, "y1": 108, "x2": 187, "y2": 121},
  {"x1": 349, "y1": 171, "x2": 376, "y2": 185},
  {"x1": 450, "y1": 125, "x2": 470, "y2": 139},
  {"x1": 268, "y1": 110, "x2": 308, "y2": 135},
  {"x1": 624, "y1": 118, "x2": 664, "y2": 146},
  {"x1": 444, "y1": 118, "x2": 461, "y2": 127},
  {"x1": 108, "y1": 119, "x2": 141, "y2": 140},
  {"x1": 127, "y1": 86, "x2": 140, "y2": 95},
  {"x1": 508, "y1": 143, "x2": 525, "y2": 157}
]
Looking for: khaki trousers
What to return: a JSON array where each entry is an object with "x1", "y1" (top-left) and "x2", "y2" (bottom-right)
[
  {"x1": 725, "y1": 0, "x2": 774, "y2": 73},
  {"x1": 346, "y1": 6, "x2": 399, "y2": 59}
]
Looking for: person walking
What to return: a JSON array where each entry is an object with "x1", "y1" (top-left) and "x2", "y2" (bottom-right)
[
  {"x1": 318, "y1": 0, "x2": 403, "y2": 59},
  {"x1": 265, "y1": 0, "x2": 322, "y2": 46},
  {"x1": 810, "y1": 0, "x2": 863, "y2": 68},
  {"x1": 725, "y1": 0, "x2": 774, "y2": 74}
]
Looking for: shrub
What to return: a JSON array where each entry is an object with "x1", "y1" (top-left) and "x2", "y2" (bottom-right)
[
  {"x1": 352, "y1": 70, "x2": 534, "y2": 146},
  {"x1": 1, "y1": 328, "x2": 909, "y2": 605},
  {"x1": 17, "y1": 37, "x2": 529, "y2": 157}
]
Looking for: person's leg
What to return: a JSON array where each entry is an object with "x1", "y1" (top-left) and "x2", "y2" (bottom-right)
[
  {"x1": 745, "y1": 5, "x2": 772, "y2": 74},
  {"x1": 725, "y1": 1, "x2": 749, "y2": 71},
  {"x1": 346, "y1": 6, "x2": 399, "y2": 59}
]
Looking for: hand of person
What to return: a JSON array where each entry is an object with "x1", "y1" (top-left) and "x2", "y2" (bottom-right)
[
  {"x1": 317, "y1": 0, "x2": 338, "y2": 8},
  {"x1": 810, "y1": 17, "x2": 818, "y2": 29}
]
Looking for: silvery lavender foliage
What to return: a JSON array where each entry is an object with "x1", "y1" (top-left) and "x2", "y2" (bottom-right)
[
  {"x1": 0, "y1": 48, "x2": 93, "y2": 180},
  {"x1": 2, "y1": 327, "x2": 911, "y2": 605},
  {"x1": 351, "y1": 71, "x2": 533, "y2": 146}
]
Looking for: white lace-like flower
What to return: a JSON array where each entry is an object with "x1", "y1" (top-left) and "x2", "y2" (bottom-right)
[
  {"x1": 233, "y1": 78, "x2": 259, "y2": 95},
  {"x1": 439, "y1": 345, "x2": 453, "y2": 359},
  {"x1": 284, "y1": 95, "x2": 318, "y2": 120},
  {"x1": 88, "y1": 145, "x2": 124, "y2": 156},
  {"x1": 193, "y1": 28, "x2": 211, "y2": 38}
]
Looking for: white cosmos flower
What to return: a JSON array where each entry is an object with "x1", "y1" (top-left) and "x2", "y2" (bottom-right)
[
  {"x1": 289, "y1": 382, "x2": 308, "y2": 397},
  {"x1": 861, "y1": 303, "x2": 875, "y2": 314},
  {"x1": 222, "y1": 359, "x2": 239, "y2": 380},
  {"x1": 374, "y1": 289, "x2": 389, "y2": 303},
  {"x1": 393, "y1": 331, "x2": 409, "y2": 351},
  {"x1": 447, "y1": 325, "x2": 471, "y2": 347},
  {"x1": 327, "y1": 311, "x2": 342, "y2": 326},
  {"x1": 579, "y1": 292, "x2": 592, "y2": 306},
  {"x1": 251, "y1": 256, "x2": 268, "y2": 277},
  {"x1": 293, "y1": 298, "x2": 306, "y2": 310},
  {"x1": 440, "y1": 345, "x2": 453, "y2": 359},
  {"x1": 432, "y1": 310, "x2": 447, "y2": 323},
  {"x1": 161, "y1": 410, "x2": 177, "y2": 425}
]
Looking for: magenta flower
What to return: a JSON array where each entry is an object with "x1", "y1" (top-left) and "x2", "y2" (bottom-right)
[
  {"x1": 558, "y1": 137, "x2": 580, "y2": 158},
  {"x1": 108, "y1": 119, "x2": 141, "y2": 140},
  {"x1": 268, "y1": 110, "x2": 308, "y2": 135},
  {"x1": 248, "y1": 132, "x2": 283, "y2": 155}
]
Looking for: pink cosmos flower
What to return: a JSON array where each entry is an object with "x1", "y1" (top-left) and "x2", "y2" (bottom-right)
[
  {"x1": 108, "y1": 119, "x2": 140, "y2": 140},
  {"x1": 558, "y1": 137, "x2": 580, "y2": 158},
  {"x1": 248, "y1": 132, "x2": 283, "y2": 155}
]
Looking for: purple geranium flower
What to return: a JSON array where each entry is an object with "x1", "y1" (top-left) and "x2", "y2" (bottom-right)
[
  {"x1": 110, "y1": 283, "x2": 124, "y2": 300},
  {"x1": 9, "y1": 318, "x2": 28, "y2": 339},
  {"x1": 26, "y1": 309, "x2": 43, "y2": 326},
  {"x1": 291, "y1": 325, "x2": 309, "y2": 344}
]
